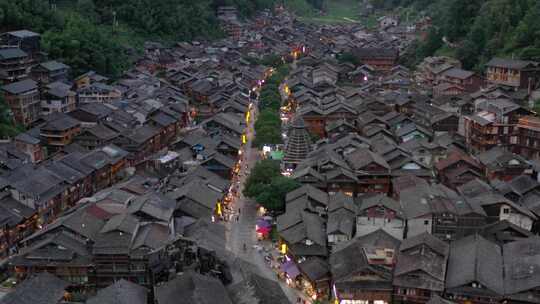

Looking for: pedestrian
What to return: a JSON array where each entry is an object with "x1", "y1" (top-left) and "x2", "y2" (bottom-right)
[
  {"x1": 236, "y1": 216, "x2": 239, "y2": 222},
  {"x1": 238, "y1": 208, "x2": 241, "y2": 214}
]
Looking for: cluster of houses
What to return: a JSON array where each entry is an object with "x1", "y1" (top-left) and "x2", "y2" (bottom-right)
[
  {"x1": 0, "y1": 6, "x2": 297, "y2": 262},
  {"x1": 0, "y1": 6, "x2": 311, "y2": 304},
  {"x1": 267, "y1": 8, "x2": 540, "y2": 304},
  {"x1": 1, "y1": 3, "x2": 540, "y2": 304}
]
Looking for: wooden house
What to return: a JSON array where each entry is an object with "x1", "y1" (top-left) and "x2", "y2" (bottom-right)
[
  {"x1": 477, "y1": 147, "x2": 531, "y2": 181},
  {"x1": 485, "y1": 58, "x2": 539, "y2": 89},
  {"x1": 1, "y1": 79, "x2": 41, "y2": 126},
  {"x1": 344, "y1": 148, "x2": 391, "y2": 194},
  {"x1": 0, "y1": 48, "x2": 32, "y2": 83},
  {"x1": 514, "y1": 116, "x2": 540, "y2": 159},
  {"x1": 330, "y1": 230, "x2": 400, "y2": 304},
  {"x1": 445, "y1": 235, "x2": 504, "y2": 304},
  {"x1": 31, "y1": 61, "x2": 70, "y2": 84},
  {"x1": 356, "y1": 194, "x2": 405, "y2": 240},
  {"x1": 353, "y1": 48, "x2": 399, "y2": 71},
  {"x1": 434, "y1": 150, "x2": 483, "y2": 190},
  {"x1": 439, "y1": 67, "x2": 482, "y2": 93},
  {"x1": 327, "y1": 192, "x2": 356, "y2": 246},
  {"x1": 464, "y1": 99, "x2": 531, "y2": 152},
  {"x1": 39, "y1": 113, "x2": 81, "y2": 154},
  {"x1": 393, "y1": 233, "x2": 449, "y2": 304}
]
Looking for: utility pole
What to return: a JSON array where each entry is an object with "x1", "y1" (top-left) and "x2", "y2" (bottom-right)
[
  {"x1": 406, "y1": 10, "x2": 410, "y2": 25},
  {"x1": 49, "y1": 0, "x2": 57, "y2": 11},
  {"x1": 112, "y1": 11, "x2": 117, "y2": 34}
]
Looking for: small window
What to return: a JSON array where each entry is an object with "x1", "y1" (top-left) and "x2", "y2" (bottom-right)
[
  {"x1": 424, "y1": 220, "x2": 430, "y2": 225},
  {"x1": 503, "y1": 208, "x2": 510, "y2": 214}
]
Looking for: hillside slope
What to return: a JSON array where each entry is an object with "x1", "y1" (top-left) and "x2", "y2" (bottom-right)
[
  {"x1": 375, "y1": 0, "x2": 540, "y2": 70},
  {"x1": 0, "y1": 0, "x2": 278, "y2": 77}
]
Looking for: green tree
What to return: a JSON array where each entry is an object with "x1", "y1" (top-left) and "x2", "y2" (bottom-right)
[
  {"x1": 0, "y1": 94, "x2": 22, "y2": 139},
  {"x1": 255, "y1": 176, "x2": 301, "y2": 212},
  {"x1": 243, "y1": 159, "x2": 281, "y2": 197},
  {"x1": 259, "y1": 54, "x2": 283, "y2": 67},
  {"x1": 76, "y1": 0, "x2": 98, "y2": 21},
  {"x1": 243, "y1": 160, "x2": 300, "y2": 212},
  {"x1": 42, "y1": 14, "x2": 129, "y2": 77},
  {"x1": 404, "y1": 0, "x2": 537, "y2": 69},
  {"x1": 336, "y1": 52, "x2": 360, "y2": 66},
  {"x1": 417, "y1": 27, "x2": 443, "y2": 59},
  {"x1": 284, "y1": 0, "x2": 315, "y2": 16},
  {"x1": 533, "y1": 99, "x2": 540, "y2": 114},
  {"x1": 255, "y1": 109, "x2": 281, "y2": 129},
  {"x1": 253, "y1": 126, "x2": 282, "y2": 147}
]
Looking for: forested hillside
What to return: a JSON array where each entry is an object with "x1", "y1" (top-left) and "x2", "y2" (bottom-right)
[
  {"x1": 0, "y1": 0, "x2": 291, "y2": 77},
  {"x1": 375, "y1": 0, "x2": 540, "y2": 70}
]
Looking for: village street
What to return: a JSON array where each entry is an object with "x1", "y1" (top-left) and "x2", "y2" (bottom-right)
[{"x1": 225, "y1": 99, "x2": 312, "y2": 304}]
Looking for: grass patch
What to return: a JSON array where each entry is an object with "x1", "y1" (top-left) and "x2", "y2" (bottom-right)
[
  {"x1": 1, "y1": 278, "x2": 17, "y2": 289},
  {"x1": 361, "y1": 14, "x2": 379, "y2": 29},
  {"x1": 299, "y1": 0, "x2": 361, "y2": 24},
  {"x1": 435, "y1": 45, "x2": 457, "y2": 57}
]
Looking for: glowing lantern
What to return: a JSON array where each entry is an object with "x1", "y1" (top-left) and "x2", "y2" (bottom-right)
[
  {"x1": 216, "y1": 201, "x2": 222, "y2": 216},
  {"x1": 242, "y1": 134, "x2": 247, "y2": 144},
  {"x1": 281, "y1": 243, "x2": 287, "y2": 254}
]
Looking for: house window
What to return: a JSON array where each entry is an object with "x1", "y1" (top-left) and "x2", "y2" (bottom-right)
[
  {"x1": 424, "y1": 220, "x2": 430, "y2": 225},
  {"x1": 406, "y1": 288, "x2": 416, "y2": 295},
  {"x1": 503, "y1": 208, "x2": 510, "y2": 214}
]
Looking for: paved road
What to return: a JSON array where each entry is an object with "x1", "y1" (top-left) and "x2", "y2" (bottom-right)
[{"x1": 224, "y1": 99, "x2": 313, "y2": 304}]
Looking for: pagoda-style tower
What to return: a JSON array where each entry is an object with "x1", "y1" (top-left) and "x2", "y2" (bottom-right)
[{"x1": 283, "y1": 117, "x2": 312, "y2": 170}]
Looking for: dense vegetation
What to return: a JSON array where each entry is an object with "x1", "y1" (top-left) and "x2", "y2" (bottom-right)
[
  {"x1": 246, "y1": 59, "x2": 298, "y2": 212},
  {"x1": 253, "y1": 63, "x2": 289, "y2": 148},
  {"x1": 0, "y1": 0, "x2": 130, "y2": 77},
  {"x1": 375, "y1": 0, "x2": 540, "y2": 70},
  {"x1": 0, "y1": 0, "x2": 326, "y2": 78},
  {"x1": 0, "y1": 0, "x2": 278, "y2": 78},
  {"x1": 243, "y1": 159, "x2": 300, "y2": 212},
  {"x1": 0, "y1": 95, "x2": 23, "y2": 138}
]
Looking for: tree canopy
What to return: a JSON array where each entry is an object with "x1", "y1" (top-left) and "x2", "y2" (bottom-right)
[
  {"x1": 0, "y1": 94, "x2": 23, "y2": 138},
  {"x1": 253, "y1": 109, "x2": 282, "y2": 148},
  {"x1": 0, "y1": 0, "x2": 325, "y2": 78},
  {"x1": 243, "y1": 159, "x2": 300, "y2": 212},
  {"x1": 383, "y1": 0, "x2": 540, "y2": 70}
]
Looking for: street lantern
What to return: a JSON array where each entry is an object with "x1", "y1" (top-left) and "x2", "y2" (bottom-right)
[
  {"x1": 216, "y1": 201, "x2": 222, "y2": 216},
  {"x1": 242, "y1": 134, "x2": 247, "y2": 144}
]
